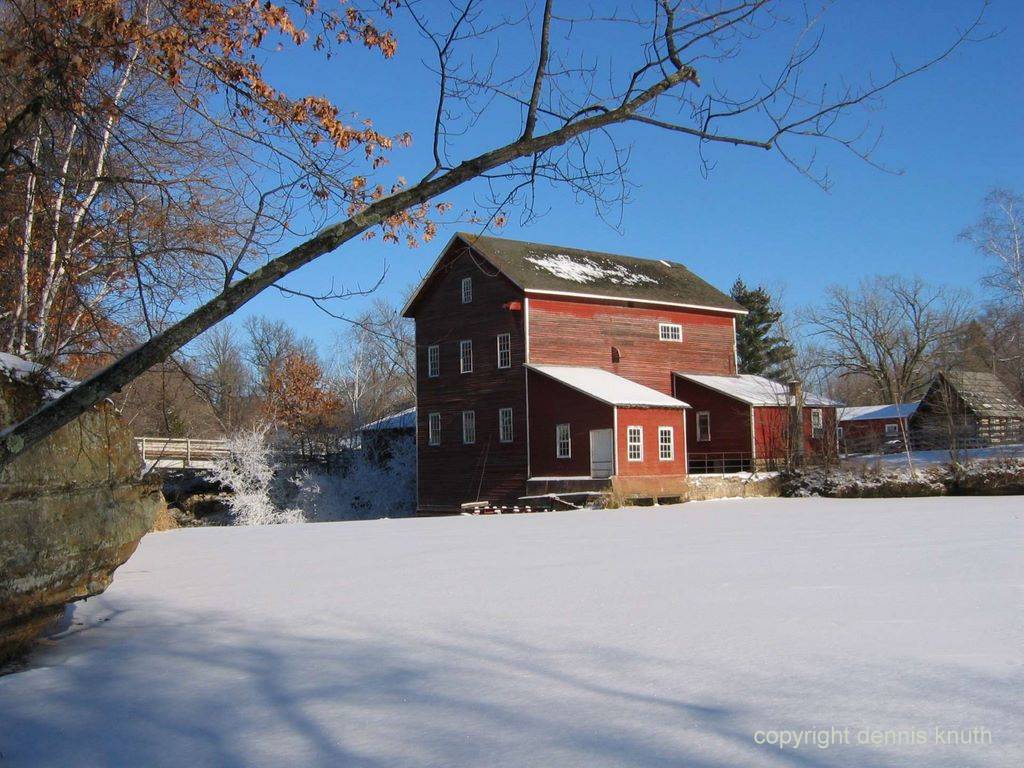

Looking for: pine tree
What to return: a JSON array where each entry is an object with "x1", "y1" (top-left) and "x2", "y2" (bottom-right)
[{"x1": 731, "y1": 278, "x2": 794, "y2": 379}]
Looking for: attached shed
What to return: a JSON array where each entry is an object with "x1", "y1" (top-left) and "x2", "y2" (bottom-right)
[
  {"x1": 910, "y1": 371, "x2": 1024, "y2": 449},
  {"x1": 672, "y1": 373, "x2": 838, "y2": 471},
  {"x1": 526, "y1": 364, "x2": 689, "y2": 498}
]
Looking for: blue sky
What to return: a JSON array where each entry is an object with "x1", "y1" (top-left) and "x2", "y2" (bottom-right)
[{"x1": 227, "y1": 0, "x2": 1023, "y2": 352}]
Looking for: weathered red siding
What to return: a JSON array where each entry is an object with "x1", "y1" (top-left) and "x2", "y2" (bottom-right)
[
  {"x1": 527, "y1": 294, "x2": 737, "y2": 394},
  {"x1": 752, "y1": 407, "x2": 789, "y2": 459},
  {"x1": 614, "y1": 407, "x2": 688, "y2": 476},
  {"x1": 754, "y1": 405, "x2": 838, "y2": 460},
  {"x1": 527, "y1": 370, "x2": 613, "y2": 478},
  {"x1": 412, "y1": 244, "x2": 528, "y2": 512},
  {"x1": 839, "y1": 417, "x2": 907, "y2": 453},
  {"x1": 672, "y1": 376, "x2": 753, "y2": 457}
]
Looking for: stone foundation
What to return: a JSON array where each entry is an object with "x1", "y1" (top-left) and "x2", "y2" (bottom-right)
[{"x1": 685, "y1": 473, "x2": 782, "y2": 501}]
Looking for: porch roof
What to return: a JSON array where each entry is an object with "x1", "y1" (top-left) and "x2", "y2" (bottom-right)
[
  {"x1": 837, "y1": 402, "x2": 919, "y2": 422},
  {"x1": 674, "y1": 372, "x2": 837, "y2": 407},
  {"x1": 527, "y1": 364, "x2": 689, "y2": 408}
]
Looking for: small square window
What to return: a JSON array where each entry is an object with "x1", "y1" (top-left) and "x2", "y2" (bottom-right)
[
  {"x1": 460, "y1": 340, "x2": 473, "y2": 373},
  {"x1": 884, "y1": 423, "x2": 899, "y2": 437},
  {"x1": 696, "y1": 411, "x2": 711, "y2": 442},
  {"x1": 427, "y1": 345, "x2": 439, "y2": 378},
  {"x1": 627, "y1": 426, "x2": 643, "y2": 461},
  {"x1": 659, "y1": 323, "x2": 682, "y2": 342},
  {"x1": 428, "y1": 413, "x2": 441, "y2": 446},
  {"x1": 497, "y1": 333, "x2": 511, "y2": 369},
  {"x1": 499, "y1": 408, "x2": 513, "y2": 443},
  {"x1": 658, "y1": 426, "x2": 674, "y2": 461},
  {"x1": 462, "y1": 411, "x2": 476, "y2": 444},
  {"x1": 461, "y1": 277, "x2": 472, "y2": 304},
  {"x1": 556, "y1": 424, "x2": 571, "y2": 458}
]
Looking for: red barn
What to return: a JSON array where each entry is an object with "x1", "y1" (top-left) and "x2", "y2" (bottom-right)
[
  {"x1": 672, "y1": 373, "x2": 838, "y2": 471},
  {"x1": 837, "y1": 403, "x2": 919, "y2": 454},
  {"x1": 403, "y1": 232, "x2": 775, "y2": 513}
]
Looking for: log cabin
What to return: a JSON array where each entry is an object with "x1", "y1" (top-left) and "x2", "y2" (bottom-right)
[
  {"x1": 402, "y1": 232, "x2": 825, "y2": 513},
  {"x1": 909, "y1": 370, "x2": 1024, "y2": 449}
]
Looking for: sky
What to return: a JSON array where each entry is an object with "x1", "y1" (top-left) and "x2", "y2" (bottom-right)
[{"x1": 224, "y1": 0, "x2": 1024, "y2": 353}]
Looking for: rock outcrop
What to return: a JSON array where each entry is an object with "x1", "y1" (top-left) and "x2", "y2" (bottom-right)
[{"x1": 0, "y1": 356, "x2": 161, "y2": 664}]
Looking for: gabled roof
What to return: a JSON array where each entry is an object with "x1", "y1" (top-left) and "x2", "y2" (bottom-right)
[
  {"x1": 674, "y1": 372, "x2": 837, "y2": 407},
  {"x1": 528, "y1": 364, "x2": 689, "y2": 408},
  {"x1": 838, "y1": 403, "x2": 919, "y2": 422},
  {"x1": 359, "y1": 406, "x2": 416, "y2": 432},
  {"x1": 938, "y1": 370, "x2": 1024, "y2": 418},
  {"x1": 403, "y1": 232, "x2": 745, "y2": 316}
]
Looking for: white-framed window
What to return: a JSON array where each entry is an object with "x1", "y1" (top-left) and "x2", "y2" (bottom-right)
[
  {"x1": 427, "y1": 344, "x2": 439, "y2": 378},
  {"x1": 496, "y1": 333, "x2": 511, "y2": 369},
  {"x1": 461, "y1": 277, "x2": 472, "y2": 304},
  {"x1": 837, "y1": 426, "x2": 844, "y2": 441},
  {"x1": 696, "y1": 411, "x2": 711, "y2": 442},
  {"x1": 658, "y1": 426, "x2": 674, "y2": 461},
  {"x1": 811, "y1": 408, "x2": 823, "y2": 437},
  {"x1": 556, "y1": 423, "x2": 571, "y2": 458},
  {"x1": 428, "y1": 412, "x2": 441, "y2": 446},
  {"x1": 627, "y1": 426, "x2": 643, "y2": 461},
  {"x1": 460, "y1": 340, "x2": 473, "y2": 373},
  {"x1": 658, "y1": 322, "x2": 683, "y2": 342},
  {"x1": 462, "y1": 410, "x2": 476, "y2": 444},
  {"x1": 884, "y1": 422, "x2": 899, "y2": 437},
  {"x1": 498, "y1": 407, "x2": 513, "y2": 443}
]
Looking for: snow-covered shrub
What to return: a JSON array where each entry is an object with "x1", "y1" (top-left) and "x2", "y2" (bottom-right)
[
  {"x1": 211, "y1": 424, "x2": 305, "y2": 525},
  {"x1": 294, "y1": 437, "x2": 415, "y2": 521},
  {"x1": 782, "y1": 456, "x2": 1024, "y2": 498},
  {"x1": 949, "y1": 457, "x2": 1024, "y2": 495}
]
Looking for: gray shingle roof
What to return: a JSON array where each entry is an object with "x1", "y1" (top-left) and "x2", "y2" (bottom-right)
[
  {"x1": 941, "y1": 370, "x2": 1024, "y2": 419},
  {"x1": 455, "y1": 233, "x2": 745, "y2": 312}
]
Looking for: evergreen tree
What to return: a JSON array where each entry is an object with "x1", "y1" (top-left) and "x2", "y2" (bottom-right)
[{"x1": 730, "y1": 278, "x2": 794, "y2": 379}]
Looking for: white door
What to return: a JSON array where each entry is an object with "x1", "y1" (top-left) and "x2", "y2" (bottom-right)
[{"x1": 590, "y1": 429, "x2": 614, "y2": 478}]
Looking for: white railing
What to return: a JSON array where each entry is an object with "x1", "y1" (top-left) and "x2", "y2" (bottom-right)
[{"x1": 135, "y1": 437, "x2": 229, "y2": 468}]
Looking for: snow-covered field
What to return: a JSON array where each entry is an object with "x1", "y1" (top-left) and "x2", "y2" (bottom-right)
[{"x1": 2, "y1": 497, "x2": 1021, "y2": 767}]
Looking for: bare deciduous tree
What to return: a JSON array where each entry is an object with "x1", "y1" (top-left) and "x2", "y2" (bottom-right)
[
  {"x1": 804, "y1": 276, "x2": 969, "y2": 404},
  {"x1": 961, "y1": 188, "x2": 1024, "y2": 310}
]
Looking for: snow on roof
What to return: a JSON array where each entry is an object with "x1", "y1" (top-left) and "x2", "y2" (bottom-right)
[
  {"x1": 402, "y1": 233, "x2": 746, "y2": 317},
  {"x1": 0, "y1": 352, "x2": 76, "y2": 400},
  {"x1": 360, "y1": 406, "x2": 416, "y2": 432},
  {"x1": 674, "y1": 373, "x2": 836, "y2": 407},
  {"x1": 523, "y1": 252, "x2": 659, "y2": 287},
  {"x1": 837, "y1": 403, "x2": 919, "y2": 422},
  {"x1": 528, "y1": 364, "x2": 688, "y2": 408}
]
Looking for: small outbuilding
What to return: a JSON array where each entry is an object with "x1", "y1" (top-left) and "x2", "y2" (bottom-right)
[
  {"x1": 910, "y1": 370, "x2": 1024, "y2": 449},
  {"x1": 672, "y1": 373, "x2": 838, "y2": 471},
  {"x1": 837, "y1": 402, "x2": 919, "y2": 454},
  {"x1": 359, "y1": 406, "x2": 416, "y2": 464}
]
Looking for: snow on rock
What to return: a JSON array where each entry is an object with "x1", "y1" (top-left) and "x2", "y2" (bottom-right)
[
  {"x1": 524, "y1": 252, "x2": 658, "y2": 286},
  {"x1": 0, "y1": 496, "x2": 1020, "y2": 767},
  {"x1": 0, "y1": 352, "x2": 75, "y2": 400}
]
